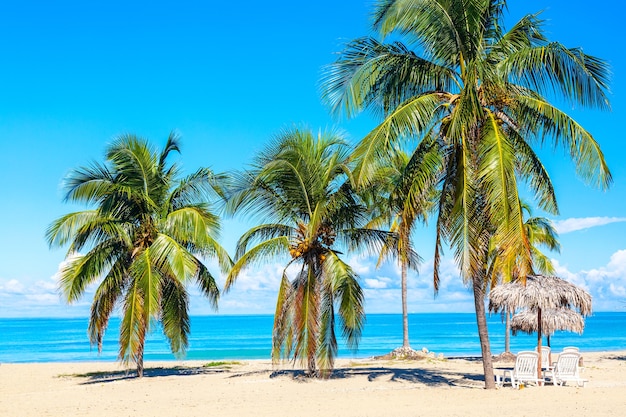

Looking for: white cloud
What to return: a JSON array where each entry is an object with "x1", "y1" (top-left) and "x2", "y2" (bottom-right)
[
  {"x1": 1, "y1": 279, "x2": 25, "y2": 294},
  {"x1": 552, "y1": 249, "x2": 626, "y2": 311},
  {"x1": 553, "y1": 217, "x2": 626, "y2": 234},
  {"x1": 0, "y1": 274, "x2": 87, "y2": 317},
  {"x1": 25, "y1": 293, "x2": 60, "y2": 304},
  {"x1": 364, "y1": 277, "x2": 391, "y2": 289},
  {"x1": 345, "y1": 254, "x2": 373, "y2": 275}
]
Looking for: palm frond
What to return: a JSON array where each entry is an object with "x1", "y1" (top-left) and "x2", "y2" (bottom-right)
[
  {"x1": 149, "y1": 234, "x2": 199, "y2": 282},
  {"x1": 479, "y1": 112, "x2": 528, "y2": 268},
  {"x1": 131, "y1": 247, "x2": 162, "y2": 321},
  {"x1": 168, "y1": 167, "x2": 228, "y2": 209},
  {"x1": 502, "y1": 43, "x2": 611, "y2": 110},
  {"x1": 46, "y1": 210, "x2": 100, "y2": 249},
  {"x1": 324, "y1": 251, "x2": 364, "y2": 351},
  {"x1": 373, "y1": 0, "x2": 463, "y2": 66},
  {"x1": 160, "y1": 277, "x2": 190, "y2": 356},
  {"x1": 164, "y1": 206, "x2": 219, "y2": 249},
  {"x1": 88, "y1": 261, "x2": 126, "y2": 351},
  {"x1": 321, "y1": 37, "x2": 458, "y2": 117},
  {"x1": 317, "y1": 285, "x2": 337, "y2": 377},
  {"x1": 487, "y1": 12, "x2": 546, "y2": 62},
  {"x1": 352, "y1": 92, "x2": 447, "y2": 187},
  {"x1": 234, "y1": 223, "x2": 293, "y2": 259},
  {"x1": 517, "y1": 95, "x2": 612, "y2": 189},
  {"x1": 291, "y1": 265, "x2": 320, "y2": 372},
  {"x1": 195, "y1": 262, "x2": 220, "y2": 309},
  {"x1": 158, "y1": 131, "x2": 181, "y2": 169},
  {"x1": 58, "y1": 241, "x2": 124, "y2": 302},
  {"x1": 199, "y1": 234, "x2": 234, "y2": 276},
  {"x1": 225, "y1": 236, "x2": 290, "y2": 291},
  {"x1": 272, "y1": 270, "x2": 295, "y2": 363},
  {"x1": 63, "y1": 162, "x2": 115, "y2": 204},
  {"x1": 118, "y1": 279, "x2": 146, "y2": 366},
  {"x1": 507, "y1": 128, "x2": 559, "y2": 214},
  {"x1": 446, "y1": 140, "x2": 484, "y2": 283}
]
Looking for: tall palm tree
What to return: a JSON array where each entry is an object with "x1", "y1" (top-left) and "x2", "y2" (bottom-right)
[
  {"x1": 321, "y1": 0, "x2": 610, "y2": 388},
  {"x1": 47, "y1": 133, "x2": 231, "y2": 377},
  {"x1": 225, "y1": 127, "x2": 391, "y2": 377},
  {"x1": 366, "y1": 149, "x2": 437, "y2": 349}
]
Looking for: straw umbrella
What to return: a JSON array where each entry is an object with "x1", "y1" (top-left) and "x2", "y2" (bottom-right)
[
  {"x1": 511, "y1": 308, "x2": 585, "y2": 347},
  {"x1": 489, "y1": 275, "x2": 592, "y2": 381}
]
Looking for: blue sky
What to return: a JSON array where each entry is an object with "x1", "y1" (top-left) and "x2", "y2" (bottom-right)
[{"x1": 0, "y1": 0, "x2": 625, "y2": 318}]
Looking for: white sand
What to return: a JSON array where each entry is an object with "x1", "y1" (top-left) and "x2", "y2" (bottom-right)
[{"x1": 1, "y1": 351, "x2": 625, "y2": 416}]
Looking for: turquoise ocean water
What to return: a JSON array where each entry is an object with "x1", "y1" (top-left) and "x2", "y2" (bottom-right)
[{"x1": 1, "y1": 313, "x2": 624, "y2": 363}]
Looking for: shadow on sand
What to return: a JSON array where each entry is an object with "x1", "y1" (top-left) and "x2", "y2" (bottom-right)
[
  {"x1": 269, "y1": 366, "x2": 484, "y2": 387},
  {"x1": 67, "y1": 366, "x2": 227, "y2": 384},
  {"x1": 66, "y1": 362, "x2": 484, "y2": 388}
]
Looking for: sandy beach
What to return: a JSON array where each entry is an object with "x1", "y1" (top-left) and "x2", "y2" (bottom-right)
[{"x1": 1, "y1": 351, "x2": 625, "y2": 416}]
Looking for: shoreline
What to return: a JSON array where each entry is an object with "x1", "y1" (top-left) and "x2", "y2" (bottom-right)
[
  {"x1": 2, "y1": 350, "x2": 625, "y2": 416},
  {"x1": 0, "y1": 345, "x2": 621, "y2": 365}
]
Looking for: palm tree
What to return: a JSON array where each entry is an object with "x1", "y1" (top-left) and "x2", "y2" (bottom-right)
[
  {"x1": 46, "y1": 133, "x2": 231, "y2": 377},
  {"x1": 321, "y1": 0, "x2": 610, "y2": 388},
  {"x1": 224, "y1": 127, "x2": 391, "y2": 377},
  {"x1": 366, "y1": 149, "x2": 437, "y2": 350},
  {"x1": 487, "y1": 202, "x2": 560, "y2": 353}
]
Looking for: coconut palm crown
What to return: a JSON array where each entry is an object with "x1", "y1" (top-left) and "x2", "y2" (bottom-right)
[
  {"x1": 47, "y1": 133, "x2": 231, "y2": 377},
  {"x1": 322, "y1": 0, "x2": 611, "y2": 388},
  {"x1": 225, "y1": 127, "x2": 393, "y2": 376}
]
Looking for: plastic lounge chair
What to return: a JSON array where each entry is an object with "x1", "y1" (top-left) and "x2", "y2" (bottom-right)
[
  {"x1": 553, "y1": 352, "x2": 588, "y2": 387},
  {"x1": 496, "y1": 351, "x2": 543, "y2": 388},
  {"x1": 559, "y1": 347, "x2": 584, "y2": 373}
]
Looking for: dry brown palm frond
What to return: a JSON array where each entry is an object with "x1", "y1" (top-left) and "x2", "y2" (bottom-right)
[
  {"x1": 510, "y1": 308, "x2": 585, "y2": 336},
  {"x1": 488, "y1": 274, "x2": 592, "y2": 315}
]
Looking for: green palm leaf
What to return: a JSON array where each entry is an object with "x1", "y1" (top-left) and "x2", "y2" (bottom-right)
[
  {"x1": 119, "y1": 278, "x2": 146, "y2": 367},
  {"x1": 503, "y1": 43, "x2": 611, "y2": 109},
  {"x1": 225, "y1": 236, "x2": 290, "y2": 291},
  {"x1": 160, "y1": 277, "x2": 190, "y2": 355},
  {"x1": 88, "y1": 260, "x2": 126, "y2": 351},
  {"x1": 351, "y1": 92, "x2": 447, "y2": 186},
  {"x1": 324, "y1": 251, "x2": 364, "y2": 351}
]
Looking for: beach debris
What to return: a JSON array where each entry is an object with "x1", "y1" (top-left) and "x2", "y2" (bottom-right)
[
  {"x1": 373, "y1": 346, "x2": 445, "y2": 361},
  {"x1": 492, "y1": 352, "x2": 517, "y2": 363}
]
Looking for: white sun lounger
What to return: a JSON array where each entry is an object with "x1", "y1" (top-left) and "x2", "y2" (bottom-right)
[
  {"x1": 552, "y1": 352, "x2": 588, "y2": 387},
  {"x1": 496, "y1": 351, "x2": 543, "y2": 388}
]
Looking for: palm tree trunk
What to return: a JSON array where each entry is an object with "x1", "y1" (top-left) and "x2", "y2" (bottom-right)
[
  {"x1": 401, "y1": 261, "x2": 410, "y2": 348},
  {"x1": 472, "y1": 275, "x2": 495, "y2": 389},
  {"x1": 137, "y1": 345, "x2": 144, "y2": 378},
  {"x1": 504, "y1": 308, "x2": 511, "y2": 353},
  {"x1": 308, "y1": 356, "x2": 317, "y2": 377}
]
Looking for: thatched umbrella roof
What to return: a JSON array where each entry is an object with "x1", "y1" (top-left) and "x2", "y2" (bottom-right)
[
  {"x1": 510, "y1": 308, "x2": 585, "y2": 336},
  {"x1": 489, "y1": 275, "x2": 592, "y2": 316},
  {"x1": 488, "y1": 275, "x2": 591, "y2": 381}
]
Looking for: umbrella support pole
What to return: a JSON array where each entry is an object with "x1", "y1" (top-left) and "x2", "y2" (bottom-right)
[{"x1": 537, "y1": 307, "x2": 543, "y2": 384}]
